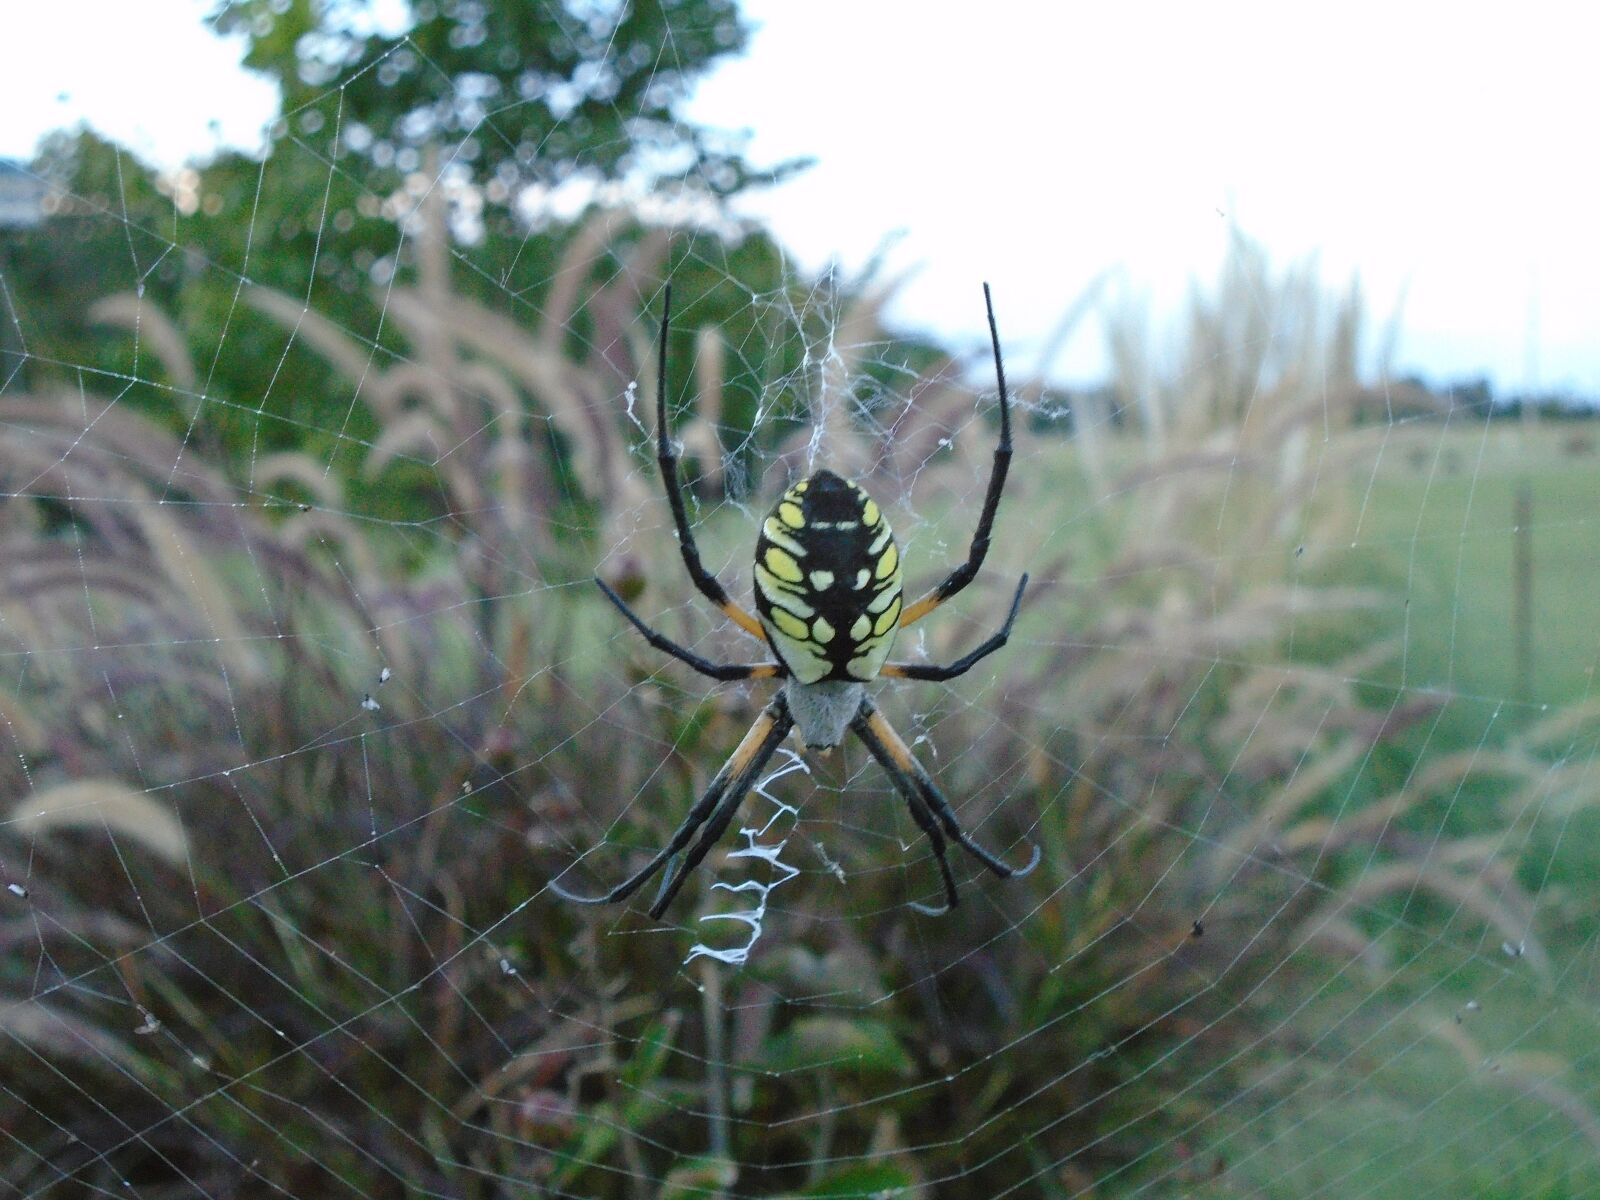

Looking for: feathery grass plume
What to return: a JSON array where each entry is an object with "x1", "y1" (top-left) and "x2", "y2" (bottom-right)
[
  {"x1": 613, "y1": 232, "x2": 1574, "y2": 1192},
  {"x1": 0, "y1": 213, "x2": 799, "y2": 1188},
  {"x1": 89, "y1": 292, "x2": 198, "y2": 395},
  {"x1": 241, "y1": 201, "x2": 723, "y2": 623},
  {"x1": 0, "y1": 227, "x2": 1586, "y2": 1195},
  {"x1": 0, "y1": 366, "x2": 598, "y2": 1185},
  {"x1": 1427, "y1": 1013, "x2": 1600, "y2": 1153},
  {"x1": 9, "y1": 780, "x2": 189, "y2": 866},
  {"x1": 0, "y1": 1000, "x2": 141, "y2": 1068}
]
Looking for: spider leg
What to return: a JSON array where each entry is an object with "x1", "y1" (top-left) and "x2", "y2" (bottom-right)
[
  {"x1": 850, "y1": 700, "x2": 1039, "y2": 909},
  {"x1": 882, "y1": 573, "x2": 1028, "y2": 683},
  {"x1": 899, "y1": 283, "x2": 1014, "y2": 630},
  {"x1": 595, "y1": 578, "x2": 783, "y2": 682},
  {"x1": 550, "y1": 697, "x2": 794, "y2": 914},
  {"x1": 900, "y1": 787, "x2": 961, "y2": 917},
  {"x1": 653, "y1": 285, "x2": 767, "y2": 643},
  {"x1": 647, "y1": 699, "x2": 795, "y2": 918}
]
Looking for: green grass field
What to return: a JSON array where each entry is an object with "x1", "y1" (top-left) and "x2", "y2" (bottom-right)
[
  {"x1": 1347, "y1": 421, "x2": 1600, "y2": 709},
  {"x1": 1053, "y1": 419, "x2": 1600, "y2": 1196},
  {"x1": 1273, "y1": 421, "x2": 1600, "y2": 1197}
]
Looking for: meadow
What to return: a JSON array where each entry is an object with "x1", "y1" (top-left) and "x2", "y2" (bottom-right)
[
  {"x1": 3, "y1": 230, "x2": 1598, "y2": 1195},
  {"x1": 1351, "y1": 421, "x2": 1600, "y2": 708}
]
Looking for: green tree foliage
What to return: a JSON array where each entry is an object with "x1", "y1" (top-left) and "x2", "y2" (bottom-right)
[
  {"x1": 1, "y1": 0, "x2": 821, "y2": 524},
  {"x1": 3, "y1": 132, "x2": 181, "y2": 395},
  {"x1": 212, "y1": 0, "x2": 792, "y2": 198}
]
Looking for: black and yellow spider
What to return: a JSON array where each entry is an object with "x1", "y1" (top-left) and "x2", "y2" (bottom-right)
[{"x1": 552, "y1": 284, "x2": 1039, "y2": 918}]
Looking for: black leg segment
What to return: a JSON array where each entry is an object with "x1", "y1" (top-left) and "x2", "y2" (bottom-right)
[
  {"x1": 652, "y1": 285, "x2": 767, "y2": 642},
  {"x1": 595, "y1": 577, "x2": 782, "y2": 682},
  {"x1": 883, "y1": 573, "x2": 1028, "y2": 682},
  {"x1": 850, "y1": 699, "x2": 1040, "y2": 913},
  {"x1": 551, "y1": 696, "x2": 796, "y2": 916},
  {"x1": 898, "y1": 283, "x2": 1015, "y2": 629}
]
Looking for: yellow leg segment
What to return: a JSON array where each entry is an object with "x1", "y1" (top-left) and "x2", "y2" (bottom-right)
[
  {"x1": 721, "y1": 600, "x2": 768, "y2": 642},
  {"x1": 897, "y1": 591, "x2": 943, "y2": 629}
]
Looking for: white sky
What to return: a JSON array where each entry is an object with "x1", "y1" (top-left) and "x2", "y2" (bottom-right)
[{"x1": 3, "y1": 0, "x2": 1595, "y2": 393}]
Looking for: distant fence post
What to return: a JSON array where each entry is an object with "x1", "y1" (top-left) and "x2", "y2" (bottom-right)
[{"x1": 1513, "y1": 483, "x2": 1533, "y2": 702}]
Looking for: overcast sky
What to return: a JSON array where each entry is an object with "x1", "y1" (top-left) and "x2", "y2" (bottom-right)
[{"x1": 4, "y1": 0, "x2": 1594, "y2": 393}]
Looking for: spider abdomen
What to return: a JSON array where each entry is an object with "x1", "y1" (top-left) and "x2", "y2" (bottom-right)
[{"x1": 753, "y1": 470, "x2": 903, "y2": 685}]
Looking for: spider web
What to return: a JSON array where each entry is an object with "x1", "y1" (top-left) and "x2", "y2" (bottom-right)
[{"x1": 4, "y1": 11, "x2": 1600, "y2": 1199}]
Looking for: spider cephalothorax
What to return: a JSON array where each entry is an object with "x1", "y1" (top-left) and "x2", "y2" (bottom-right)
[{"x1": 552, "y1": 284, "x2": 1038, "y2": 919}]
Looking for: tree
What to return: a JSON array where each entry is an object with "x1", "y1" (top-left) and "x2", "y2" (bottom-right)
[
  {"x1": 3, "y1": 1, "x2": 822, "y2": 515},
  {"x1": 1, "y1": 131, "x2": 182, "y2": 397},
  {"x1": 211, "y1": 0, "x2": 798, "y2": 203}
]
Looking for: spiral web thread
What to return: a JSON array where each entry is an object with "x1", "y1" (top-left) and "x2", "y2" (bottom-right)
[{"x1": 1, "y1": 22, "x2": 1599, "y2": 1200}]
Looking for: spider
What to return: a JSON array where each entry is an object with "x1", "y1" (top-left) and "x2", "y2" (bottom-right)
[{"x1": 551, "y1": 283, "x2": 1039, "y2": 918}]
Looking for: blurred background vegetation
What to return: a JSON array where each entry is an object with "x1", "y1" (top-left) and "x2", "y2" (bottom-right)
[{"x1": 3, "y1": 1, "x2": 1599, "y2": 1197}]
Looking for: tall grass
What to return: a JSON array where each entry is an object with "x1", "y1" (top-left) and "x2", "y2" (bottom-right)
[{"x1": 0, "y1": 221, "x2": 1588, "y2": 1196}]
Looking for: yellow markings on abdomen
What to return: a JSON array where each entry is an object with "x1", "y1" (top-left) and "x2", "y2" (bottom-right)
[
  {"x1": 777, "y1": 501, "x2": 805, "y2": 528},
  {"x1": 764, "y1": 545, "x2": 804, "y2": 583},
  {"x1": 873, "y1": 596, "x2": 902, "y2": 636},
  {"x1": 762, "y1": 519, "x2": 807, "y2": 558},
  {"x1": 867, "y1": 583, "x2": 900, "y2": 613},
  {"x1": 770, "y1": 608, "x2": 810, "y2": 641},
  {"x1": 875, "y1": 542, "x2": 899, "y2": 579},
  {"x1": 846, "y1": 641, "x2": 895, "y2": 680},
  {"x1": 755, "y1": 564, "x2": 814, "y2": 617},
  {"x1": 765, "y1": 621, "x2": 830, "y2": 684},
  {"x1": 812, "y1": 616, "x2": 835, "y2": 643}
]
